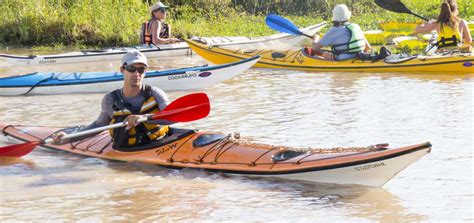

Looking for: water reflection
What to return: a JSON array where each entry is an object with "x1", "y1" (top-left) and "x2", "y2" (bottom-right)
[
  {"x1": 0, "y1": 157, "x2": 36, "y2": 168},
  {"x1": 0, "y1": 52, "x2": 471, "y2": 221}
]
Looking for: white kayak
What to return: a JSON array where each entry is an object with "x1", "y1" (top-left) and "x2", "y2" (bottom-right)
[
  {"x1": 0, "y1": 22, "x2": 326, "y2": 67},
  {"x1": 0, "y1": 56, "x2": 259, "y2": 96}
]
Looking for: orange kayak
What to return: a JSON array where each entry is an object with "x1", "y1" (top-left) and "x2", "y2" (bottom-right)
[{"x1": 0, "y1": 124, "x2": 431, "y2": 187}]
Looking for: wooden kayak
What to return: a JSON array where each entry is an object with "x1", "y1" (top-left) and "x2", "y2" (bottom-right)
[{"x1": 0, "y1": 123, "x2": 431, "y2": 187}]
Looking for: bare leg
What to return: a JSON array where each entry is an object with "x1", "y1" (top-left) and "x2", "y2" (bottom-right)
[{"x1": 322, "y1": 52, "x2": 334, "y2": 60}]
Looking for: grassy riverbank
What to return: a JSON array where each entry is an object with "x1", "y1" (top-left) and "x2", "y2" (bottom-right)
[{"x1": 0, "y1": 0, "x2": 473, "y2": 49}]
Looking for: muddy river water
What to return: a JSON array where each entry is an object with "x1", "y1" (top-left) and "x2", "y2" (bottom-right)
[{"x1": 0, "y1": 49, "x2": 472, "y2": 222}]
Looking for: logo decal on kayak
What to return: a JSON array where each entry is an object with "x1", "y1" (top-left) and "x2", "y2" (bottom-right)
[
  {"x1": 198, "y1": 72, "x2": 212, "y2": 77},
  {"x1": 463, "y1": 62, "x2": 472, "y2": 67},
  {"x1": 155, "y1": 143, "x2": 177, "y2": 156},
  {"x1": 168, "y1": 71, "x2": 198, "y2": 80},
  {"x1": 295, "y1": 53, "x2": 305, "y2": 64},
  {"x1": 39, "y1": 59, "x2": 57, "y2": 64},
  {"x1": 354, "y1": 162, "x2": 385, "y2": 171}
]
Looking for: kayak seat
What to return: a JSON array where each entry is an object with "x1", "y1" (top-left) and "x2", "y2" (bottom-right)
[
  {"x1": 302, "y1": 47, "x2": 316, "y2": 57},
  {"x1": 272, "y1": 150, "x2": 307, "y2": 162},
  {"x1": 113, "y1": 127, "x2": 197, "y2": 152},
  {"x1": 384, "y1": 54, "x2": 418, "y2": 64},
  {"x1": 271, "y1": 52, "x2": 287, "y2": 59},
  {"x1": 356, "y1": 46, "x2": 392, "y2": 62}
]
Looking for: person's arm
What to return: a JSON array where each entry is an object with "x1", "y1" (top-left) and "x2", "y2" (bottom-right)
[
  {"x1": 81, "y1": 94, "x2": 113, "y2": 131},
  {"x1": 364, "y1": 38, "x2": 371, "y2": 52},
  {"x1": 147, "y1": 87, "x2": 174, "y2": 125},
  {"x1": 312, "y1": 27, "x2": 339, "y2": 50},
  {"x1": 312, "y1": 42, "x2": 324, "y2": 51},
  {"x1": 167, "y1": 24, "x2": 180, "y2": 43},
  {"x1": 413, "y1": 22, "x2": 438, "y2": 35},
  {"x1": 52, "y1": 94, "x2": 113, "y2": 143},
  {"x1": 151, "y1": 21, "x2": 178, "y2": 44},
  {"x1": 460, "y1": 20, "x2": 472, "y2": 45}
]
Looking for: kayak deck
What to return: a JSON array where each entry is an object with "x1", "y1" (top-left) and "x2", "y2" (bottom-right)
[
  {"x1": 186, "y1": 39, "x2": 474, "y2": 73},
  {"x1": 0, "y1": 124, "x2": 431, "y2": 187},
  {"x1": 0, "y1": 56, "x2": 259, "y2": 95}
]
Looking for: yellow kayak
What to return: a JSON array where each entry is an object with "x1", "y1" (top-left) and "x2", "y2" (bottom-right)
[{"x1": 186, "y1": 39, "x2": 474, "y2": 73}]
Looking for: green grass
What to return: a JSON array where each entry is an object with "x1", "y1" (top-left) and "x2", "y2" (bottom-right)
[{"x1": 0, "y1": 0, "x2": 472, "y2": 50}]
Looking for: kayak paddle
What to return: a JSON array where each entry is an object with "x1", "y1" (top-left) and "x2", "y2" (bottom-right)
[
  {"x1": 265, "y1": 14, "x2": 313, "y2": 39},
  {"x1": 374, "y1": 0, "x2": 429, "y2": 21},
  {"x1": 0, "y1": 93, "x2": 210, "y2": 158},
  {"x1": 0, "y1": 141, "x2": 41, "y2": 158}
]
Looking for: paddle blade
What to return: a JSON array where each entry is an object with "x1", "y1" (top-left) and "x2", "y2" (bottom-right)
[
  {"x1": 266, "y1": 14, "x2": 303, "y2": 36},
  {"x1": 0, "y1": 141, "x2": 40, "y2": 157},
  {"x1": 375, "y1": 0, "x2": 411, "y2": 13},
  {"x1": 151, "y1": 93, "x2": 210, "y2": 122},
  {"x1": 375, "y1": 0, "x2": 429, "y2": 21}
]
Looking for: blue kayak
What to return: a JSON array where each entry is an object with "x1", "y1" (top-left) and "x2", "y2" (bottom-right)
[{"x1": 0, "y1": 56, "x2": 259, "y2": 96}]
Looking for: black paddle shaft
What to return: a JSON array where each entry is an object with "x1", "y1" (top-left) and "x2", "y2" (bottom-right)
[{"x1": 374, "y1": 0, "x2": 429, "y2": 21}]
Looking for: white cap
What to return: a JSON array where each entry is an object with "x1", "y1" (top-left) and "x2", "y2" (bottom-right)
[
  {"x1": 150, "y1": 2, "x2": 169, "y2": 14},
  {"x1": 121, "y1": 50, "x2": 148, "y2": 66},
  {"x1": 332, "y1": 4, "x2": 351, "y2": 22}
]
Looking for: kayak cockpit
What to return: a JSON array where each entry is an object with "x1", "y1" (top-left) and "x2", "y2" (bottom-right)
[{"x1": 113, "y1": 128, "x2": 197, "y2": 152}]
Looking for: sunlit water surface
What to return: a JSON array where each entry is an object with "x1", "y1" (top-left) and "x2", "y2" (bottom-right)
[{"x1": 0, "y1": 49, "x2": 472, "y2": 222}]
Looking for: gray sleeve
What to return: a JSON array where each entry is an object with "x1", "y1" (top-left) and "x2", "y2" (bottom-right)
[
  {"x1": 149, "y1": 87, "x2": 174, "y2": 125},
  {"x1": 151, "y1": 87, "x2": 170, "y2": 111},
  {"x1": 318, "y1": 27, "x2": 337, "y2": 47},
  {"x1": 82, "y1": 93, "x2": 114, "y2": 130}
]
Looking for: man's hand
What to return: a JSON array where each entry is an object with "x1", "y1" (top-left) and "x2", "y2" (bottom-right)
[
  {"x1": 125, "y1": 115, "x2": 146, "y2": 129},
  {"x1": 51, "y1": 131, "x2": 67, "y2": 144},
  {"x1": 312, "y1": 34, "x2": 320, "y2": 42},
  {"x1": 169, "y1": 38, "x2": 180, "y2": 43}
]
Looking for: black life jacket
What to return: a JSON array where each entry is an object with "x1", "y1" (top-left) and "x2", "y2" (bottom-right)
[{"x1": 109, "y1": 85, "x2": 169, "y2": 149}]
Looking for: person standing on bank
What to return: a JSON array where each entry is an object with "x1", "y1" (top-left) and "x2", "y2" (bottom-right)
[
  {"x1": 142, "y1": 2, "x2": 180, "y2": 45},
  {"x1": 311, "y1": 4, "x2": 372, "y2": 61},
  {"x1": 53, "y1": 50, "x2": 172, "y2": 149}
]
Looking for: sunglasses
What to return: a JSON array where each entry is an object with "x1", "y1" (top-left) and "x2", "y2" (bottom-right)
[
  {"x1": 123, "y1": 65, "x2": 146, "y2": 74},
  {"x1": 154, "y1": 8, "x2": 167, "y2": 13}
]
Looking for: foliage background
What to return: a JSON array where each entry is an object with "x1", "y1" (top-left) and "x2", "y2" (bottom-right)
[{"x1": 0, "y1": 0, "x2": 472, "y2": 47}]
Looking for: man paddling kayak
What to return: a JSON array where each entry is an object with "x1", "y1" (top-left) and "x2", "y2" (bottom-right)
[
  {"x1": 309, "y1": 4, "x2": 372, "y2": 61},
  {"x1": 53, "y1": 50, "x2": 173, "y2": 149}
]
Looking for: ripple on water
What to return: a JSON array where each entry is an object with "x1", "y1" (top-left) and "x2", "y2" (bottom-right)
[{"x1": 0, "y1": 55, "x2": 472, "y2": 221}]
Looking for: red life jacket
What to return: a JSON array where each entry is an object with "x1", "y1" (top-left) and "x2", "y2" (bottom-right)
[{"x1": 140, "y1": 20, "x2": 170, "y2": 45}]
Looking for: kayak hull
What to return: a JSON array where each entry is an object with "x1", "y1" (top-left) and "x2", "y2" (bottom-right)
[
  {"x1": 0, "y1": 44, "x2": 190, "y2": 67},
  {"x1": 251, "y1": 148, "x2": 428, "y2": 186},
  {"x1": 0, "y1": 56, "x2": 259, "y2": 96},
  {"x1": 0, "y1": 124, "x2": 431, "y2": 187},
  {"x1": 186, "y1": 39, "x2": 474, "y2": 73},
  {"x1": 0, "y1": 22, "x2": 325, "y2": 67}
]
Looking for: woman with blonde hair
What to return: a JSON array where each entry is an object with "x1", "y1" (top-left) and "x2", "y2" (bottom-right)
[
  {"x1": 141, "y1": 2, "x2": 180, "y2": 45},
  {"x1": 413, "y1": 0, "x2": 471, "y2": 52}
]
